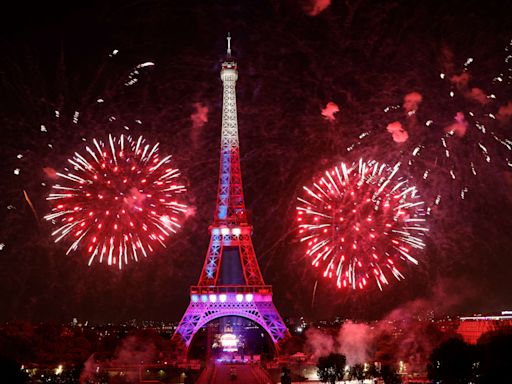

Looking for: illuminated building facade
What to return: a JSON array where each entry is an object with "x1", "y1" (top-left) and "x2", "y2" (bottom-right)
[{"x1": 457, "y1": 311, "x2": 512, "y2": 344}]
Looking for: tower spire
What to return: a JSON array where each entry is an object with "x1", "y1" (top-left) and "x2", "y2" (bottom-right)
[
  {"x1": 226, "y1": 32, "x2": 232, "y2": 58},
  {"x1": 216, "y1": 34, "x2": 244, "y2": 224}
]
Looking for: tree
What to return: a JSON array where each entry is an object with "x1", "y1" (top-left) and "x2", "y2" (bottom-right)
[
  {"x1": 427, "y1": 337, "x2": 477, "y2": 384},
  {"x1": 366, "y1": 363, "x2": 380, "y2": 380},
  {"x1": 349, "y1": 363, "x2": 365, "y2": 382},
  {"x1": 380, "y1": 364, "x2": 402, "y2": 384},
  {"x1": 0, "y1": 355, "x2": 28, "y2": 384},
  {"x1": 317, "y1": 353, "x2": 346, "y2": 384},
  {"x1": 477, "y1": 330, "x2": 512, "y2": 383}
]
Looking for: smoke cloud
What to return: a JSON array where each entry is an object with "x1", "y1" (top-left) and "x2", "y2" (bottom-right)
[
  {"x1": 386, "y1": 121, "x2": 409, "y2": 143},
  {"x1": 190, "y1": 102, "x2": 209, "y2": 129},
  {"x1": 304, "y1": 0, "x2": 331, "y2": 16},
  {"x1": 305, "y1": 327, "x2": 336, "y2": 362},
  {"x1": 338, "y1": 321, "x2": 374, "y2": 365},
  {"x1": 305, "y1": 279, "x2": 470, "y2": 370},
  {"x1": 450, "y1": 72, "x2": 490, "y2": 105},
  {"x1": 444, "y1": 112, "x2": 468, "y2": 137},
  {"x1": 450, "y1": 72, "x2": 470, "y2": 89},
  {"x1": 190, "y1": 102, "x2": 209, "y2": 149},
  {"x1": 440, "y1": 45, "x2": 455, "y2": 75},
  {"x1": 305, "y1": 321, "x2": 375, "y2": 366},
  {"x1": 43, "y1": 166, "x2": 58, "y2": 179},
  {"x1": 321, "y1": 101, "x2": 339, "y2": 121},
  {"x1": 403, "y1": 92, "x2": 423, "y2": 114},
  {"x1": 468, "y1": 87, "x2": 490, "y2": 105},
  {"x1": 80, "y1": 334, "x2": 162, "y2": 383},
  {"x1": 497, "y1": 101, "x2": 512, "y2": 122}
]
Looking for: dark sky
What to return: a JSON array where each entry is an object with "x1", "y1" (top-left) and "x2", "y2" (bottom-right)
[{"x1": 0, "y1": 0, "x2": 511, "y2": 323}]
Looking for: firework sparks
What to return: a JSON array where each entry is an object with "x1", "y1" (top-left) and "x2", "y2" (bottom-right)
[
  {"x1": 44, "y1": 134, "x2": 188, "y2": 269},
  {"x1": 296, "y1": 159, "x2": 428, "y2": 291},
  {"x1": 345, "y1": 40, "x2": 512, "y2": 206}
]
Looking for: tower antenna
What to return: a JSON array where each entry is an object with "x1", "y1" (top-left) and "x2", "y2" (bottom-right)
[{"x1": 226, "y1": 32, "x2": 232, "y2": 58}]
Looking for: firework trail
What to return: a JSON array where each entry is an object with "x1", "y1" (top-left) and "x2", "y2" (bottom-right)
[
  {"x1": 23, "y1": 190, "x2": 39, "y2": 222},
  {"x1": 44, "y1": 134, "x2": 188, "y2": 269},
  {"x1": 312, "y1": 280, "x2": 318, "y2": 308},
  {"x1": 296, "y1": 159, "x2": 428, "y2": 291}
]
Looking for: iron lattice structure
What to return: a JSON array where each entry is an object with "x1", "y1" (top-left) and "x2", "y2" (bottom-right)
[{"x1": 173, "y1": 36, "x2": 289, "y2": 352}]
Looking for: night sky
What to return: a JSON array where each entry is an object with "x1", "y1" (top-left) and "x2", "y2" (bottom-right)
[{"x1": 0, "y1": 0, "x2": 511, "y2": 323}]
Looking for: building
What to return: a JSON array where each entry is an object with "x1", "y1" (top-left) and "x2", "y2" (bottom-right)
[{"x1": 457, "y1": 311, "x2": 512, "y2": 344}]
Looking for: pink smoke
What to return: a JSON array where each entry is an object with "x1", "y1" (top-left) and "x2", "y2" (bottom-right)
[
  {"x1": 190, "y1": 102, "x2": 208, "y2": 148},
  {"x1": 450, "y1": 72, "x2": 490, "y2": 105},
  {"x1": 305, "y1": 279, "x2": 470, "y2": 371},
  {"x1": 403, "y1": 92, "x2": 423, "y2": 114},
  {"x1": 305, "y1": 321, "x2": 377, "y2": 366},
  {"x1": 80, "y1": 334, "x2": 162, "y2": 383},
  {"x1": 43, "y1": 167, "x2": 58, "y2": 179},
  {"x1": 304, "y1": 0, "x2": 331, "y2": 16},
  {"x1": 305, "y1": 327, "x2": 336, "y2": 362},
  {"x1": 386, "y1": 121, "x2": 409, "y2": 143},
  {"x1": 450, "y1": 72, "x2": 470, "y2": 89},
  {"x1": 190, "y1": 102, "x2": 209, "y2": 129},
  {"x1": 497, "y1": 101, "x2": 512, "y2": 122},
  {"x1": 444, "y1": 112, "x2": 468, "y2": 137},
  {"x1": 321, "y1": 101, "x2": 339, "y2": 121},
  {"x1": 468, "y1": 87, "x2": 490, "y2": 105},
  {"x1": 338, "y1": 321, "x2": 374, "y2": 365},
  {"x1": 440, "y1": 45, "x2": 455, "y2": 75}
]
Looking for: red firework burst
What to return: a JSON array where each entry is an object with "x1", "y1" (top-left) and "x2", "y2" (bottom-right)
[
  {"x1": 296, "y1": 159, "x2": 428, "y2": 290},
  {"x1": 45, "y1": 134, "x2": 187, "y2": 269}
]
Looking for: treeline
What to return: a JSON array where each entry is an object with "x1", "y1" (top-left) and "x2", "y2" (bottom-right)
[{"x1": 313, "y1": 329, "x2": 512, "y2": 384}]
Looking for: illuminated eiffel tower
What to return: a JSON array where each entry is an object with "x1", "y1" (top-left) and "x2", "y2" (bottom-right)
[{"x1": 173, "y1": 34, "x2": 289, "y2": 353}]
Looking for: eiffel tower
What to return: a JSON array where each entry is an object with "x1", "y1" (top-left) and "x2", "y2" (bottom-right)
[{"x1": 173, "y1": 34, "x2": 289, "y2": 354}]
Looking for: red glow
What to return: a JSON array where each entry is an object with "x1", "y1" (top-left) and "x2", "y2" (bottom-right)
[
  {"x1": 296, "y1": 160, "x2": 427, "y2": 291},
  {"x1": 45, "y1": 135, "x2": 187, "y2": 268}
]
